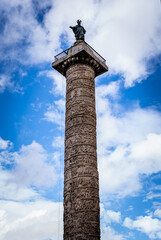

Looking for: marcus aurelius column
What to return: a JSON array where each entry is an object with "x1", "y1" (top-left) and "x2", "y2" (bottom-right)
[{"x1": 52, "y1": 41, "x2": 108, "y2": 240}]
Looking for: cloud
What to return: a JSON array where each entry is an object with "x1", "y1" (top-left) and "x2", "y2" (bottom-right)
[
  {"x1": 38, "y1": 70, "x2": 66, "y2": 96},
  {"x1": 100, "y1": 204, "x2": 125, "y2": 239},
  {"x1": 0, "y1": 137, "x2": 12, "y2": 150},
  {"x1": 154, "y1": 209, "x2": 161, "y2": 219},
  {"x1": 0, "y1": 199, "x2": 63, "y2": 240},
  {"x1": 102, "y1": 226, "x2": 125, "y2": 240},
  {"x1": 105, "y1": 210, "x2": 121, "y2": 224},
  {"x1": 146, "y1": 192, "x2": 161, "y2": 201},
  {"x1": 0, "y1": 0, "x2": 53, "y2": 64},
  {"x1": 97, "y1": 87, "x2": 161, "y2": 197},
  {"x1": 129, "y1": 133, "x2": 161, "y2": 175},
  {"x1": 52, "y1": 135, "x2": 64, "y2": 149},
  {"x1": 0, "y1": 172, "x2": 39, "y2": 201},
  {"x1": 0, "y1": 137, "x2": 61, "y2": 239},
  {"x1": 0, "y1": 140, "x2": 58, "y2": 201},
  {"x1": 101, "y1": 203, "x2": 122, "y2": 224},
  {"x1": 0, "y1": 75, "x2": 22, "y2": 93},
  {"x1": 14, "y1": 141, "x2": 57, "y2": 188},
  {"x1": 96, "y1": 81, "x2": 121, "y2": 115},
  {"x1": 90, "y1": 0, "x2": 161, "y2": 86},
  {"x1": 44, "y1": 100, "x2": 65, "y2": 127},
  {"x1": 97, "y1": 105, "x2": 161, "y2": 150},
  {"x1": 96, "y1": 81, "x2": 120, "y2": 99},
  {"x1": 124, "y1": 215, "x2": 161, "y2": 239},
  {"x1": 99, "y1": 132, "x2": 161, "y2": 197},
  {"x1": 0, "y1": 75, "x2": 13, "y2": 93}
]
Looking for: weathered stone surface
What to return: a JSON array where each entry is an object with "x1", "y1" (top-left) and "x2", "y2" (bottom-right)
[
  {"x1": 65, "y1": 154, "x2": 97, "y2": 169},
  {"x1": 64, "y1": 63, "x2": 100, "y2": 239},
  {"x1": 65, "y1": 115, "x2": 96, "y2": 129},
  {"x1": 64, "y1": 176, "x2": 99, "y2": 192},
  {"x1": 66, "y1": 104, "x2": 95, "y2": 120},
  {"x1": 65, "y1": 134, "x2": 96, "y2": 148},
  {"x1": 66, "y1": 85, "x2": 95, "y2": 97},
  {"x1": 64, "y1": 165, "x2": 98, "y2": 181},
  {"x1": 65, "y1": 144, "x2": 97, "y2": 160},
  {"x1": 65, "y1": 124, "x2": 96, "y2": 139}
]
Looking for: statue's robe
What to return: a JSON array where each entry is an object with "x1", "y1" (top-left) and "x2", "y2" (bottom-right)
[{"x1": 72, "y1": 25, "x2": 86, "y2": 40}]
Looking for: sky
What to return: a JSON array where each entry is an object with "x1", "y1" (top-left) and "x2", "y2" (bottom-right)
[{"x1": 0, "y1": 0, "x2": 161, "y2": 239}]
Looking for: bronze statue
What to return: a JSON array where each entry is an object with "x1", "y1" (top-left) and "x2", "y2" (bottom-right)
[{"x1": 70, "y1": 20, "x2": 86, "y2": 41}]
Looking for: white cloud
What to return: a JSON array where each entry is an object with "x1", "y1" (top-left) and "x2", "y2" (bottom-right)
[
  {"x1": 99, "y1": 132, "x2": 161, "y2": 197},
  {"x1": 0, "y1": 0, "x2": 53, "y2": 64},
  {"x1": 0, "y1": 137, "x2": 12, "y2": 150},
  {"x1": 44, "y1": 100, "x2": 65, "y2": 127},
  {"x1": 52, "y1": 136, "x2": 64, "y2": 149},
  {"x1": 102, "y1": 226, "x2": 125, "y2": 240},
  {"x1": 0, "y1": 139, "x2": 63, "y2": 240},
  {"x1": 44, "y1": 108, "x2": 63, "y2": 126},
  {"x1": 154, "y1": 209, "x2": 161, "y2": 219},
  {"x1": 90, "y1": 0, "x2": 161, "y2": 86},
  {"x1": 39, "y1": 70, "x2": 66, "y2": 97},
  {"x1": 124, "y1": 215, "x2": 161, "y2": 239},
  {"x1": 101, "y1": 204, "x2": 122, "y2": 224},
  {"x1": 96, "y1": 81, "x2": 120, "y2": 99},
  {"x1": 96, "y1": 81, "x2": 120, "y2": 115},
  {"x1": 97, "y1": 104, "x2": 161, "y2": 150},
  {"x1": 0, "y1": 200, "x2": 63, "y2": 240},
  {"x1": 15, "y1": 141, "x2": 57, "y2": 188},
  {"x1": 146, "y1": 192, "x2": 161, "y2": 201},
  {"x1": 130, "y1": 133, "x2": 161, "y2": 175},
  {"x1": 106, "y1": 210, "x2": 121, "y2": 224},
  {"x1": 97, "y1": 89, "x2": 161, "y2": 197},
  {"x1": 0, "y1": 172, "x2": 39, "y2": 201},
  {"x1": 0, "y1": 140, "x2": 58, "y2": 201},
  {"x1": 0, "y1": 75, "x2": 20, "y2": 93},
  {"x1": 100, "y1": 204, "x2": 124, "y2": 239}
]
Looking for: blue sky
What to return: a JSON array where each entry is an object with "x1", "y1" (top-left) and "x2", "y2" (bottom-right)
[{"x1": 0, "y1": 0, "x2": 161, "y2": 239}]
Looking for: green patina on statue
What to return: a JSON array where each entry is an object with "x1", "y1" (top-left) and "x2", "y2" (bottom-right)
[{"x1": 70, "y1": 20, "x2": 86, "y2": 41}]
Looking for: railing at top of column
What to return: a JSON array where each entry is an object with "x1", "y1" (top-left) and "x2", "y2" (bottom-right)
[
  {"x1": 54, "y1": 49, "x2": 69, "y2": 61},
  {"x1": 54, "y1": 42, "x2": 106, "y2": 64}
]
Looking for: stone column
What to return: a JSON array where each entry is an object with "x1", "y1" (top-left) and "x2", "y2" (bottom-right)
[
  {"x1": 52, "y1": 41, "x2": 108, "y2": 240},
  {"x1": 64, "y1": 63, "x2": 99, "y2": 239}
]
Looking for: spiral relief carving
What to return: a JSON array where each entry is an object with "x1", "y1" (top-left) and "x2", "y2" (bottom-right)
[{"x1": 64, "y1": 63, "x2": 100, "y2": 239}]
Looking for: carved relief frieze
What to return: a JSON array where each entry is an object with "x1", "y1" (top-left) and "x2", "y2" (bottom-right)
[
  {"x1": 64, "y1": 165, "x2": 98, "y2": 181},
  {"x1": 66, "y1": 87, "x2": 95, "y2": 101},
  {"x1": 66, "y1": 79, "x2": 94, "y2": 93},
  {"x1": 65, "y1": 154, "x2": 97, "y2": 169},
  {"x1": 64, "y1": 176, "x2": 99, "y2": 193},
  {"x1": 65, "y1": 115, "x2": 96, "y2": 128},
  {"x1": 65, "y1": 134, "x2": 96, "y2": 148},
  {"x1": 65, "y1": 123, "x2": 96, "y2": 139},
  {"x1": 66, "y1": 95, "x2": 95, "y2": 109},
  {"x1": 66, "y1": 104, "x2": 95, "y2": 120},
  {"x1": 65, "y1": 144, "x2": 97, "y2": 160}
]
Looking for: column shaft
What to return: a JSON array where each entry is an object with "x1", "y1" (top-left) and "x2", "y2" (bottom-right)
[{"x1": 64, "y1": 63, "x2": 100, "y2": 240}]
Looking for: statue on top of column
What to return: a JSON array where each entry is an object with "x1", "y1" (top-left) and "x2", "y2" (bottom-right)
[{"x1": 70, "y1": 20, "x2": 86, "y2": 41}]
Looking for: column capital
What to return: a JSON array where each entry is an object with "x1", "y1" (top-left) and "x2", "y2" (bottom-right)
[{"x1": 52, "y1": 41, "x2": 108, "y2": 77}]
